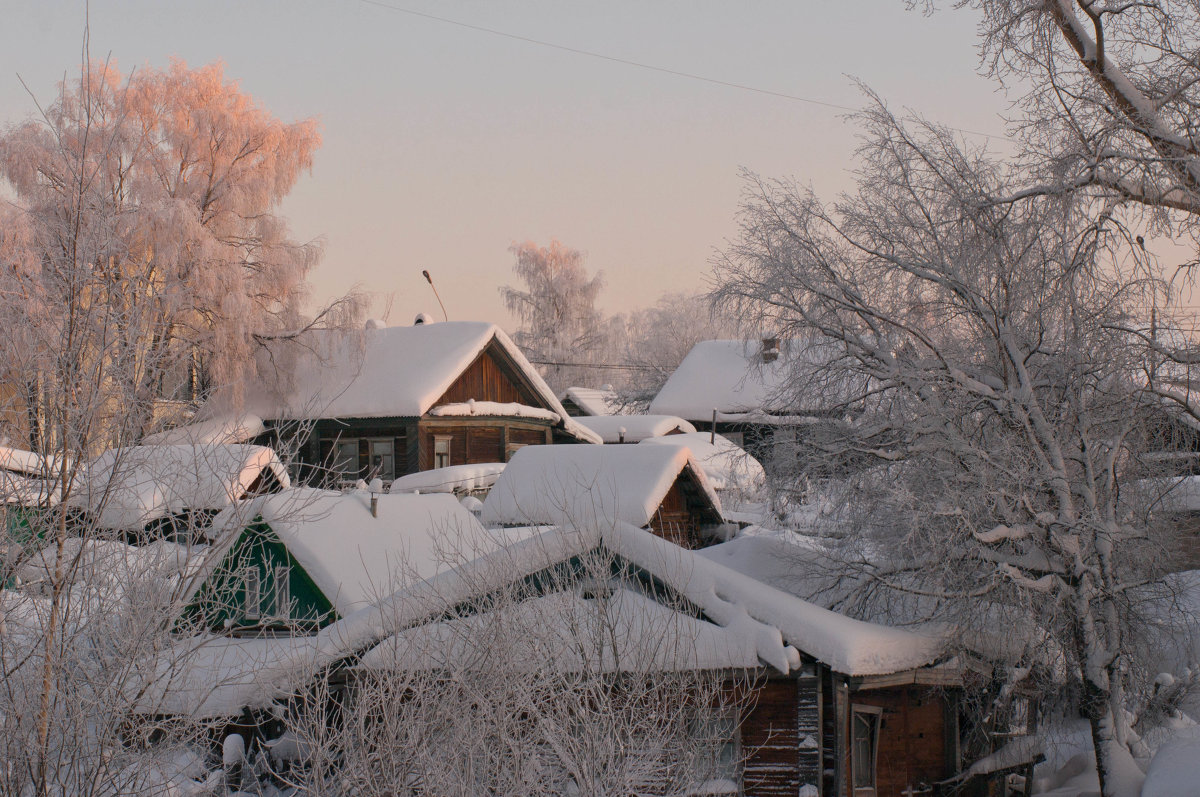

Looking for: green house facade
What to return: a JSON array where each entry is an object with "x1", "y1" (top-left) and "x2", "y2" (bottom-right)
[{"x1": 180, "y1": 487, "x2": 494, "y2": 637}]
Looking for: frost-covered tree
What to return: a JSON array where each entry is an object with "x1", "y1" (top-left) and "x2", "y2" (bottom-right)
[
  {"x1": 501, "y1": 239, "x2": 606, "y2": 392},
  {"x1": 714, "y1": 102, "x2": 1177, "y2": 796},
  {"x1": 0, "y1": 57, "x2": 342, "y2": 797},
  {"x1": 949, "y1": 0, "x2": 1200, "y2": 226},
  {"x1": 278, "y1": 547, "x2": 748, "y2": 797},
  {"x1": 0, "y1": 58, "x2": 331, "y2": 444},
  {"x1": 604, "y1": 292, "x2": 738, "y2": 406}
]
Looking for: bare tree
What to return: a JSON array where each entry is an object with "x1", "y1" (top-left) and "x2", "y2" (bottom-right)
[
  {"x1": 278, "y1": 544, "x2": 752, "y2": 797},
  {"x1": 604, "y1": 292, "x2": 740, "y2": 407},
  {"x1": 714, "y1": 101, "x2": 1176, "y2": 796},
  {"x1": 501, "y1": 239, "x2": 607, "y2": 393}
]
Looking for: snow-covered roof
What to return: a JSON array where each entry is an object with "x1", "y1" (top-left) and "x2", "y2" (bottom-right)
[
  {"x1": 18, "y1": 538, "x2": 200, "y2": 589},
  {"x1": 480, "y1": 444, "x2": 721, "y2": 529},
  {"x1": 359, "y1": 586, "x2": 762, "y2": 673},
  {"x1": 639, "y1": 432, "x2": 766, "y2": 492},
  {"x1": 560, "y1": 386, "x2": 621, "y2": 416},
  {"x1": 142, "y1": 413, "x2": 266, "y2": 446},
  {"x1": 142, "y1": 518, "x2": 948, "y2": 718},
  {"x1": 208, "y1": 488, "x2": 499, "y2": 616},
  {"x1": 573, "y1": 415, "x2": 696, "y2": 444},
  {"x1": 69, "y1": 445, "x2": 290, "y2": 531},
  {"x1": 388, "y1": 462, "x2": 506, "y2": 495},
  {"x1": 649, "y1": 339, "x2": 839, "y2": 423},
  {"x1": 242, "y1": 322, "x2": 599, "y2": 444},
  {"x1": 0, "y1": 445, "x2": 56, "y2": 478}
]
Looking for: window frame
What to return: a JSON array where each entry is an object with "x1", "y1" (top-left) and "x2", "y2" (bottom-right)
[
  {"x1": 243, "y1": 567, "x2": 261, "y2": 622},
  {"x1": 433, "y1": 435, "x2": 453, "y2": 469},
  {"x1": 851, "y1": 704, "x2": 883, "y2": 795},
  {"x1": 273, "y1": 565, "x2": 291, "y2": 621},
  {"x1": 366, "y1": 437, "x2": 396, "y2": 482},
  {"x1": 330, "y1": 438, "x2": 360, "y2": 483}
]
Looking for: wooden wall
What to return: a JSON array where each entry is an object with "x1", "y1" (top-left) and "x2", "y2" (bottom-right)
[
  {"x1": 741, "y1": 678, "x2": 816, "y2": 797},
  {"x1": 435, "y1": 344, "x2": 545, "y2": 408},
  {"x1": 417, "y1": 419, "x2": 552, "y2": 470},
  {"x1": 848, "y1": 686, "x2": 951, "y2": 797}
]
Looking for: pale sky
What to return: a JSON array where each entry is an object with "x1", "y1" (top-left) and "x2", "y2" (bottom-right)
[{"x1": 1, "y1": 1, "x2": 1014, "y2": 327}]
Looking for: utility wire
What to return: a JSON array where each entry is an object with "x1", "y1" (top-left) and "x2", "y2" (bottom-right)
[
  {"x1": 354, "y1": 0, "x2": 1009, "y2": 143},
  {"x1": 530, "y1": 360, "x2": 660, "y2": 371}
]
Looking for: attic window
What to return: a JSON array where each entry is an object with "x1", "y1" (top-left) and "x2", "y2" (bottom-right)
[
  {"x1": 578, "y1": 578, "x2": 614, "y2": 601},
  {"x1": 760, "y1": 337, "x2": 780, "y2": 363}
]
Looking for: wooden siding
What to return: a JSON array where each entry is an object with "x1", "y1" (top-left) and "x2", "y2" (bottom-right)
[
  {"x1": 434, "y1": 343, "x2": 546, "y2": 409},
  {"x1": 647, "y1": 470, "x2": 723, "y2": 549},
  {"x1": 417, "y1": 419, "x2": 553, "y2": 471},
  {"x1": 180, "y1": 521, "x2": 336, "y2": 634},
  {"x1": 847, "y1": 686, "x2": 951, "y2": 797},
  {"x1": 649, "y1": 480, "x2": 697, "y2": 548},
  {"x1": 741, "y1": 678, "x2": 805, "y2": 797}
]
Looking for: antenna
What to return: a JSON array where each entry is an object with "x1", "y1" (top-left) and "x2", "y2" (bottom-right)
[{"x1": 422, "y1": 269, "x2": 449, "y2": 322}]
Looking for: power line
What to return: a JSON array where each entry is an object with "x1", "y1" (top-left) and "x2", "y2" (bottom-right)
[
  {"x1": 353, "y1": 0, "x2": 1009, "y2": 143},
  {"x1": 530, "y1": 360, "x2": 660, "y2": 371}
]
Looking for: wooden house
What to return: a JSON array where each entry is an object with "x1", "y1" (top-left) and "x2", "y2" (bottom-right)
[
  {"x1": 147, "y1": 519, "x2": 1009, "y2": 797},
  {"x1": 354, "y1": 521, "x2": 971, "y2": 797},
  {"x1": 480, "y1": 444, "x2": 727, "y2": 548},
  {"x1": 649, "y1": 339, "x2": 868, "y2": 476},
  {"x1": 572, "y1": 413, "x2": 696, "y2": 443},
  {"x1": 242, "y1": 321, "x2": 600, "y2": 487},
  {"x1": 179, "y1": 488, "x2": 494, "y2": 634}
]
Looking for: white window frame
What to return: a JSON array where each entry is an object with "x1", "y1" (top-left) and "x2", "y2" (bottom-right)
[
  {"x1": 273, "y1": 565, "x2": 291, "y2": 621},
  {"x1": 433, "y1": 436, "x2": 452, "y2": 469},
  {"x1": 243, "y1": 568, "x2": 261, "y2": 622}
]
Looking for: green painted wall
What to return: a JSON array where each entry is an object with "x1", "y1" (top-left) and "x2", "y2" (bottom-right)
[{"x1": 181, "y1": 518, "x2": 336, "y2": 633}]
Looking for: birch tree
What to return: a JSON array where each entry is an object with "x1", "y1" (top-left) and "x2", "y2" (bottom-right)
[
  {"x1": 501, "y1": 239, "x2": 607, "y2": 392},
  {"x1": 0, "y1": 58, "x2": 331, "y2": 444},
  {"x1": 714, "y1": 102, "x2": 1174, "y2": 796},
  {"x1": 0, "y1": 57, "x2": 339, "y2": 796}
]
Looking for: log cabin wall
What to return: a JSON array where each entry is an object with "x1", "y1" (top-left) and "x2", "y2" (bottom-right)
[
  {"x1": 416, "y1": 419, "x2": 552, "y2": 470},
  {"x1": 846, "y1": 686, "x2": 950, "y2": 797}
]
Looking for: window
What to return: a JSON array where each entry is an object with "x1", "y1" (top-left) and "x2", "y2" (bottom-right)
[
  {"x1": 690, "y1": 711, "x2": 740, "y2": 792},
  {"x1": 367, "y1": 438, "x2": 395, "y2": 481},
  {"x1": 243, "y1": 568, "x2": 261, "y2": 622},
  {"x1": 331, "y1": 439, "x2": 359, "y2": 482},
  {"x1": 851, "y1": 706, "x2": 882, "y2": 794},
  {"x1": 273, "y1": 565, "x2": 291, "y2": 621},
  {"x1": 433, "y1": 436, "x2": 452, "y2": 469}
]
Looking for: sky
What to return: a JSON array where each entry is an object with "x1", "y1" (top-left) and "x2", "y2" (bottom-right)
[{"x1": 0, "y1": 1, "x2": 1014, "y2": 328}]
